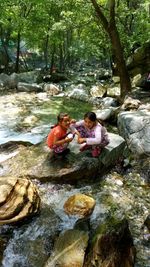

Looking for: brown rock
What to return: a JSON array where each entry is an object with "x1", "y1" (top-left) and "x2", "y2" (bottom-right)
[
  {"x1": 64, "y1": 193, "x2": 96, "y2": 217},
  {"x1": 0, "y1": 177, "x2": 41, "y2": 225},
  {"x1": 45, "y1": 229, "x2": 89, "y2": 267}
]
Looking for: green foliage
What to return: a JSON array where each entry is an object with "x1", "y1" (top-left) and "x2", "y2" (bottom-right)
[
  {"x1": 115, "y1": 1, "x2": 150, "y2": 57},
  {"x1": 0, "y1": 0, "x2": 149, "y2": 69}
]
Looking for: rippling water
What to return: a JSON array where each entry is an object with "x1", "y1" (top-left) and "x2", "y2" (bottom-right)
[
  {"x1": 1, "y1": 171, "x2": 149, "y2": 267},
  {"x1": 0, "y1": 92, "x2": 149, "y2": 267},
  {"x1": 0, "y1": 92, "x2": 91, "y2": 145}
]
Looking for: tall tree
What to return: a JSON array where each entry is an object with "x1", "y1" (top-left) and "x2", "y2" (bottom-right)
[{"x1": 90, "y1": 0, "x2": 131, "y2": 98}]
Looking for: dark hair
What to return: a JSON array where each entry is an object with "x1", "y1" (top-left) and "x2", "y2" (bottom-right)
[
  {"x1": 84, "y1": 111, "x2": 97, "y2": 122},
  {"x1": 51, "y1": 112, "x2": 69, "y2": 129},
  {"x1": 57, "y1": 112, "x2": 69, "y2": 122},
  {"x1": 84, "y1": 111, "x2": 104, "y2": 125}
]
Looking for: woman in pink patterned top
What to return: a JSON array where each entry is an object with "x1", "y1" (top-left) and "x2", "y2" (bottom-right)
[{"x1": 71, "y1": 111, "x2": 109, "y2": 157}]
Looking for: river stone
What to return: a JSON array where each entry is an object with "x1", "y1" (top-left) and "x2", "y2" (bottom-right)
[
  {"x1": 64, "y1": 193, "x2": 96, "y2": 217},
  {"x1": 121, "y1": 96, "x2": 141, "y2": 111},
  {"x1": 90, "y1": 84, "x2": 107, "y2": 97},
  {"x1": 84, "y1": 218, "x2": 136, "y2": 267},
  {"x1": 45, "y1": 229, "x2": 89, "y2": 267},
  {"x1": 43, "y1": 83, "x2": 61, "y2": 95},
  {"x1": 0, "y1": 177, "x2": 40, "y2": 225}
]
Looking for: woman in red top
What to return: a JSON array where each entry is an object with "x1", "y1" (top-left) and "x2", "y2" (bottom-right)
[{"x1": 47, "y1": 112, "x2": 75, "y2": 155}]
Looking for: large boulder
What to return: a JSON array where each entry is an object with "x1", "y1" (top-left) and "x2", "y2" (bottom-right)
[
  {"x1": 118, "y1": 110, "x2": 150, "y2": 156},
  {"x1": 0, "y1": 177, "x2": 40, "y2": 225},
  {"x1": 0, "y1": 71, "x2": 40, "y2": 91},
  {"x1": 84, "y1": 217, "x2": 136, "y2": 267},
  {"x1": 0, "y1": 133, "x2": 125, "y2": 183},
  {"x1": 0, "y1": 73, "x2": 18, "y2": 90},
  {"x1": 66, "y1": 83, "x2": 89, "y2": 102},
  {"x1": 17, "y1": 82, "x2": 42, "y2": 92},
  {"x1": 17, "y1": 71, "x2": 40, "y2": 83}
]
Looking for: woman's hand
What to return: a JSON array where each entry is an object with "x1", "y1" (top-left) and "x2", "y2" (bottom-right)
[
  {"x1": 65, "y1": 136, "x2": 73, "y2": 143},
  {"x1": 78, "y1": 137, "x2": 86, "y2": 144},
  {"x1": 70, "y1": 119, "x2": 76, "y2": 124}
]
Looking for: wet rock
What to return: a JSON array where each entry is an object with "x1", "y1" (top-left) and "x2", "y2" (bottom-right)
[
  {"x1": 0, "y1": 177, "x2": 40, "y2": 225},
  {"x1": 45, "y1": 229, "x2": 89, "y2": 267},
  {"x1": 84, "y1": 217, "x2": 136, "y2": 267},
  {"x1": 64, "y1": 194, "x2": 96, "y2": 217}
]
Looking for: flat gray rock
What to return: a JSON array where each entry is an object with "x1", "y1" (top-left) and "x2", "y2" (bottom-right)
[{"x1": 0, "y1": 133, "x2": 125, "y2": 183}]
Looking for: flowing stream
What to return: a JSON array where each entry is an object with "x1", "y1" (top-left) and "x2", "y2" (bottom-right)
[{"x1": 0, "y1": 92, "x2": 149, "y2": 267}]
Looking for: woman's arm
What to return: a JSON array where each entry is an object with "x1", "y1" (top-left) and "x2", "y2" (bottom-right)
[
  {"x1": 70, "y1": 120, "x2": 84, "y2": 137},
  {"x1": 70, "y1": 120, "x2": 84, "y2": 129},
  {"x1": 53, "y1": 135, "x2": 73, "y2": 146},
  {"x1": 85, "y1": 124, "x2": 102, "y2": 145}
]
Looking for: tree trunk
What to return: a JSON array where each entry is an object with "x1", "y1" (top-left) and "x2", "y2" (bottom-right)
[
  {"x1": 66, "y1": 28, "x2": 73, "y2": 68},
  {"x1": 50, "y1": 44, "x2": 56, "y2": 74},
  {"x1": 109, "y1": 24, "x2": 131, "y2": 97},
  {"x1": 44, "y1": 34, "x2": 49, "y2": 70},
  {"x1": 59, "y1": 43, "x2": 64, "y2": 72},
  {"x1": 1, "y1": 40, "x2": 10, "y2": 72},
  {"x1": 90, "y1": 0, "x2": 131, "y2": 99},
  {"x1": 15, "y1": 31, "x2": 21, "y2": 73},
  {"x1": 0, "y1": 26, "x2": 11, "y2": 72}
]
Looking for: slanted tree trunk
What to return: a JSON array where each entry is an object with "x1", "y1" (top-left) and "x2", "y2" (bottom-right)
[
  {"x1": 90, "y1": 0, "x2": 131, "y2": 99},
  {"x1": 109, "y1": 21, "x2": 131, "y2": 97}
]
